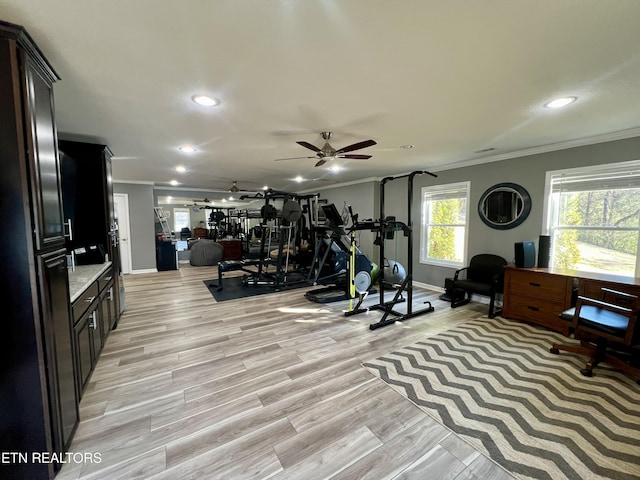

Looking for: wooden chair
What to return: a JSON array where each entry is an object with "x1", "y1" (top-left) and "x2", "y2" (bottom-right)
[
  {"x1": 450, "y1": 254, "x2": 507, "y2": 318},
  {"x1": 550, "y1": 287, "x2": 640, "y2": 383}
]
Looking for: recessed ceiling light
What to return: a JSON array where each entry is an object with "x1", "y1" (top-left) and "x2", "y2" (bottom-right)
[
  {"x1": 329, "y1": 165, "x2": 342, "y2": 172},
  {"x1": 294, "y1": 176, "x2": 304, "y2": 183},
  {"x1": 544, "y1": 96, "x2": 577, "y2": 109},
  {"x1": 221, "y1": 198, "x2": 227, "y2": 202},
  {"x1": 175, "y1": 166, "x2": 186, "y2": 173},
  {"x1": 178, "y1": 145, "x2": 196, "y2": 153},
  {"x1": 192, "y1": 95, "x2": 220, "y2": 107},
  {"x1": 170, "y1": 180, "x2": 178, "y2": 186},
  {"x1": 228, "y1": 196, "x2": 234, "y2": 201},
  {"x1": 263, "y1": 185, "x2": 269, "y2": 190}
]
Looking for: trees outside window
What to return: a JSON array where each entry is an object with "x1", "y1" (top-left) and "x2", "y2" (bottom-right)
[
  {"x1": 421, "y1": 182, "x2": 470, "y2": 267},
  {"x1": 545, "y1": 161, "x2": 640, "y2": 277}
]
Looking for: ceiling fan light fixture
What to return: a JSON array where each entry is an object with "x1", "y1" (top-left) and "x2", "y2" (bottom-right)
[
  {"x1": 544, "y1": 96, "x2": 577, "y2": 109},
  {"x1": 192, "y1": 94, "x2": 220, "y2": 107}
]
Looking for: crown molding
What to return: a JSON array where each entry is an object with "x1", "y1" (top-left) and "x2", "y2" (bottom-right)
[
  {"x1": 297, "y1": 176, "x2": 380, "y2": 194},
  {"x1": 113, "y1": 179, "x2": 155, "y2": 185},
  {"x1": 432, "y1": 126, "x2": 640, "y2": 172}
]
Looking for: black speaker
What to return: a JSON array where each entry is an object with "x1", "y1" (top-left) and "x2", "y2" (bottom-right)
[
  {"x1": 514, "y1": 241, "x2": 535, "y2": 268},
  {"x1": 538, "y1": 235, "x2": 551, "y2": 268}
]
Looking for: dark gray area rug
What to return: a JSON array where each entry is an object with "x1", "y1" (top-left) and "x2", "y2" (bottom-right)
[
  {"x1": 204, "y1": 275, "x2": 309, "y2": 302},
  {"x1": 363, "y1": 317, "x2": 640, "y2": 480}
]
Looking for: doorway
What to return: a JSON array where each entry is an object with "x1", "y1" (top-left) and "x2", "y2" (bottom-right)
[{"x1": 114, "y1": 193, "x2": 132, "y2": 274}]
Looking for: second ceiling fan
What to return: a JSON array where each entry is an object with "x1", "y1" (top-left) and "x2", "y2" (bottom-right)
[{"x1": 275, "y1": 131, "x2": 376, "y2": 167}]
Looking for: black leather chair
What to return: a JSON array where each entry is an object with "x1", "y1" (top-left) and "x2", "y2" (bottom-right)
[
  {"x1": 450, "y1": 254, "x2": 507, "y2": 318},
  {"x1": 551, "y1": 287, "x2": 640, "y2": 383}
]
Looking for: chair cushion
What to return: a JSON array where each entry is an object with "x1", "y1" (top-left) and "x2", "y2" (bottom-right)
[
  {"x1": 578, "y1": 305, "x2": 630, "y2": 336},
  {"x1": 453, "y1": 279, "x2": 493, "y2": 296}
]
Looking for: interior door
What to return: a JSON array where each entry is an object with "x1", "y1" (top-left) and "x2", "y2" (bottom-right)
[{"x1": 114, "y1": 193, "x2": 132, "y2": 274}]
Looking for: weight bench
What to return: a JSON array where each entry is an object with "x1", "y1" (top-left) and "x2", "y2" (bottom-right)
[{"x1": 216, "y1": 259, "x2": 262, "y2": 291}]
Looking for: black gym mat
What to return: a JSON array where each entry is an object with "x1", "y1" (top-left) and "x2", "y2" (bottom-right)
[{"x1": 203, "y1": 275, "x2": 310, "y2": 302}]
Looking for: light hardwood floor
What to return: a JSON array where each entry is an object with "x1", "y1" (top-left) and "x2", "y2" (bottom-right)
[{"x1": 57, "y1": 264, "x2": 517, "y2": 480}]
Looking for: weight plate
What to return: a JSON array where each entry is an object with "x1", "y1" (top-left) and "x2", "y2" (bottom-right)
[{"x1": 354, "y1": 271, "x2": 372, "y2": 294}]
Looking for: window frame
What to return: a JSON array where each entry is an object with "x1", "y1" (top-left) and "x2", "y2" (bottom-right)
[
  {"x1": 173, "y1": 207, "x2": 191, "y2": 233},
  {"x1": 542, "y1": 160, "x2": 640, "y2": 277},
  {"x1": 420, "y1": 181, "x2": 470, "y2": 268}
]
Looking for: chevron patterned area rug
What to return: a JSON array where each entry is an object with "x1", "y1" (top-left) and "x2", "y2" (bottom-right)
[{"x1": 363, "y1": 317, "x2": 640, "y2": 480}]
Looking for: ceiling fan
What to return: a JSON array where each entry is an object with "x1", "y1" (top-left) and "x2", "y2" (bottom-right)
[{"x1": 275, "y1": 131, "x2": 377, "y2": 167}]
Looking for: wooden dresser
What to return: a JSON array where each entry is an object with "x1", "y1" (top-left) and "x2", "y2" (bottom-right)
[
  {"x1": 219, "y1": 239, "x2": 243, "y2": 260},
  {"x1": 502, "y1": 267, "x2": 576, "y2": 334},
  {"x1": 503, "y1": 267, "x2": 640, "y2": 335}
]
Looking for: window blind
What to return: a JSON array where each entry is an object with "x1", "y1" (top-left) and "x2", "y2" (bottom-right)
[{"x1": 550, "y1": 161, "x2": 640, "y2": 193}]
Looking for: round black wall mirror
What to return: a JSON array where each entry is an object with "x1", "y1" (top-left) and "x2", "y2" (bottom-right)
[{"x1": 478, "y1": 182, "x2": 531, "y2": 230}]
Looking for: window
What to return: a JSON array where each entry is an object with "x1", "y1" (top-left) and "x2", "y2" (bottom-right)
[
  {"x1": 173, "y1": 207, "x2": 190, "y2": 233},
  {"x1": 544, "y1": 160, "x2": 640, "y2": 277},
  {"x1": 421, "y1": 181, "x2": 470, "y2": 267}
]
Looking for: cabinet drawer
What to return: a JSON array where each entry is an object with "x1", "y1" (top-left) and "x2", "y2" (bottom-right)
[
  {"x1": 72, "y1": 282, "x2": 99, "y2": 323},
  {"x1": 504, "y1": 295, "x2": 570, "y2": 329},
  {"x1": 98, "y1": 267, "x2": 114, "y2": 292},
  {"x1": 507, "y1": 271, "x2": 570, "y2": 300}
]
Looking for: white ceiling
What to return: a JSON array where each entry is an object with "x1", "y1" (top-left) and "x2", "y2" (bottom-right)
[{"x1": 3, "y1": 0, "x2": 640, "y2": 203}]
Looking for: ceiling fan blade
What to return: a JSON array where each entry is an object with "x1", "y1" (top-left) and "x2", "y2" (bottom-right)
[
  {"x1": 315, "y1": 159, "x2": 327, "y2": 167},
  {"x1": 296, "y1": 141, "x2": 322, "y2": 152},
  {"x1": 274, "y1": 156, "x2": 316, "y2": 161},
  {"x1": 339, "y1": 154, "x2": 372, "y2": 159},
  {"x1": 335, "y1": 139, "x2": 377, "y2": 154}
]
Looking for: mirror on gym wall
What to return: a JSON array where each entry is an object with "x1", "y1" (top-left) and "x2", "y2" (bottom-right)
[{"x1": 478, "y1": 182, "x2": 531, "y2": 230}]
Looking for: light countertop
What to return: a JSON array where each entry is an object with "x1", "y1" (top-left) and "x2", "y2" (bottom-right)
[{"x1": 68, "y1": 262, "x2": 112, "y2": 303}]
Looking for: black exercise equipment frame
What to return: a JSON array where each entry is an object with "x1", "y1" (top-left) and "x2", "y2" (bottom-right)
[
  {"x1": 215, "y1": 189, "x2": 320, "y2": 291},
  {"x1": 369, "y1": 170, "x2": 438, "y2": 330}
]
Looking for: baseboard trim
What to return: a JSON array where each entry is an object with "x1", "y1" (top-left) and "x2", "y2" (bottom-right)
[
  {"x1": 412, "y1": 280, "x2": 495, "y2": 305},
  {"x1": 130, "y1": 268, "x2": 158, "y2": 274}
]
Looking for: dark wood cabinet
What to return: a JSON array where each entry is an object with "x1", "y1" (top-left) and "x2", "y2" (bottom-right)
[
  {"x1": 69, "y1": 265, "x2": 117, "y2": 397},
  {"x1": 73, "y1": 303, "x2": 99, "y2": 394},
  {"x1": 220, "y1": 239, "x2": 243, "y2": 260},
  {"x1": 38, "y1": 251, "x2": 79, "y2": 453},
  {"x1": 98, "y1": 270, "x2": 117, "y2": 346},
  {"x1": 60, "y1": 140, "x2": 122, "y2": 323},
  {"x1": 0, "y1": 20, "x2": 77, "y2": 479},
  {"x1": 24, "y1": 45, "x2": 66, "y2": 250}
]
